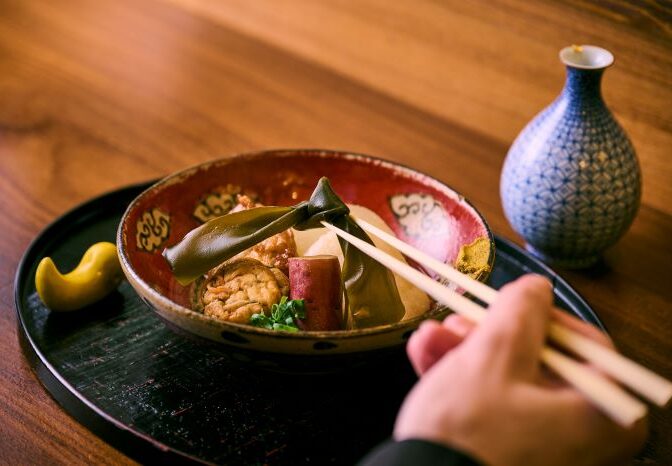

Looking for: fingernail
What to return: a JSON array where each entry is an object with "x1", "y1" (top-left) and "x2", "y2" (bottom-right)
[
  {"x1": 443, "y1": 315, "x2": 471, "y2": 337},
  {"x1": 418, "y1": 319, "x2": 440, "y2": 331},
  {"x1": 523, "y1": 274, "x2": 552, "y2": 289}
]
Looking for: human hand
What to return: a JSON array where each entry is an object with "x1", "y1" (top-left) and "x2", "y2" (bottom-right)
[{"x1": 394, "y1": 275, "x2": 647, "y2": 466}]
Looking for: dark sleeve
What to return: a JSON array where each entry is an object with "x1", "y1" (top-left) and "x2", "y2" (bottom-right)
[{"x1": 358, "y1": 439, "x2": 482, "y2": 466}]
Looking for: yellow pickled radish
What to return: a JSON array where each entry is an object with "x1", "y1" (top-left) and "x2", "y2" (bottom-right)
[{"x1": 35, "y1": 242, "x2": 123, "y2": 311}]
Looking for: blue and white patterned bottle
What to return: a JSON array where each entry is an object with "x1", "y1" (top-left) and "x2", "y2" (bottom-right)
[{"x1": 501, "y1": 45, "x2": 641, "y2": 268}]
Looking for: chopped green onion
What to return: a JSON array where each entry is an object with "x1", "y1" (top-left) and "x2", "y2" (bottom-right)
[{"x1": 249, "y1": 297, "x2": 306, "y2": 332}]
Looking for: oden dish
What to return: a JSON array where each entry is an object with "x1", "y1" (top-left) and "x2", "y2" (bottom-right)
[{"x1": 116, "y1": 150, "x2": 495, "y2": 363}]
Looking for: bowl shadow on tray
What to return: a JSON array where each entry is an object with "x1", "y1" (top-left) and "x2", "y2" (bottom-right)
[{"x1": 157, "y1": 310, "x2": 421, "y2": 376}]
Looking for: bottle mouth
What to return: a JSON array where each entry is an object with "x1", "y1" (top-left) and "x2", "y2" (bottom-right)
[{"x1": 559, "y1": 45, "x2": 614, "y2": 70}]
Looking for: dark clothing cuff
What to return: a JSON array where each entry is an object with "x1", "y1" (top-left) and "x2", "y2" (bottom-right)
[{"x1": 358, "y1": 439, "x2": 482, "y2": 466}]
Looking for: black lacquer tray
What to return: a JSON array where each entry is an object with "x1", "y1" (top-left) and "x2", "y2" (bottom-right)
[{"x1": 15, "y1": 182, "x2": 604, "y2": 465}]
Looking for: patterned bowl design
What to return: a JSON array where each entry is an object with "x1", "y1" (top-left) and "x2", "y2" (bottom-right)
[
  {"x1": 501, "y1": 46, "x2": 641, "y2": 268},
  {"x1": 117, "y1": 150, "x2": 494, "y2": 367}
]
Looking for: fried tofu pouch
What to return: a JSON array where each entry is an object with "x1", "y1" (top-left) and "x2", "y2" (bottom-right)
[{"x1": 202, "y1": 258, "x2": 289, "y2": 323}]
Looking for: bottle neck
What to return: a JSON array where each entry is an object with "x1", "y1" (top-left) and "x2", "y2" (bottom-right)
[{"x1": 561, "y1": 66, "x2": 605, "y2": 108}]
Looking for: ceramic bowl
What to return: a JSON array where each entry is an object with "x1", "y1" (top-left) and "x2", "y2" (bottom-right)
[{"x1": 117, "y1": 149, "x2": 494, "y2": 370}]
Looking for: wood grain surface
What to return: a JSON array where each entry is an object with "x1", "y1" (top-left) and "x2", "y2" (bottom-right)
[{"x1": 0, "y1": 0, "x2": 670, "y2": 464}]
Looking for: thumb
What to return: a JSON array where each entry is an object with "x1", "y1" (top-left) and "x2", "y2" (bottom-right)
[{"x1": 467, "y1": 274, "x2": 553, "y2": 380}]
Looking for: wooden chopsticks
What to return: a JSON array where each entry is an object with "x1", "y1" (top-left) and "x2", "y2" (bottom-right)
[{"x1": 320, "y1": 219, "x2": 672, "y2": 427}]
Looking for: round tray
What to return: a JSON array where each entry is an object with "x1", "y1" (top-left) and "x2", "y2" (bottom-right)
[{"x1": 15, "y1": 182, "x2": 604, "y2": 465}]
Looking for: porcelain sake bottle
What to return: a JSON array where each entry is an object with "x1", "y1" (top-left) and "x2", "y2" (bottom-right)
[{"x1": 500, "y1": 45, "x2": 641, "y2": 268}]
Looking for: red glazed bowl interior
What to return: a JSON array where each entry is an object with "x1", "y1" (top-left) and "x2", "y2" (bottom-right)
[{"x1": 118, "y1": 149, "x2": 494, "y2": 333}]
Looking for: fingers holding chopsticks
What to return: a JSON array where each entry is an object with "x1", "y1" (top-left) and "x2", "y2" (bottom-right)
[
  {"x1": 396, "y1": 274, "x2": 648, "y2": 466},
  {"x1": 407, "y1": 275, "x2": 553, "y2": 379},
  {"x1": 408, "y1": 275, "x2": 619, "y2": 389},
  {"x1": 467, "y1": 275, "x2": 553, "y2": 380}
]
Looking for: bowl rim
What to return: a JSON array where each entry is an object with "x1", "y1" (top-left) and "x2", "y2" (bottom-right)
[{"x1": 116, "y1": 148, "x2": 496, "y2": 339}]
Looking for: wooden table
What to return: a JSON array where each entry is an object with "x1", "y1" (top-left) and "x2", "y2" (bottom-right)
[{"x1": 1, "y1": 1, "x2": 670, "y2": 464}]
